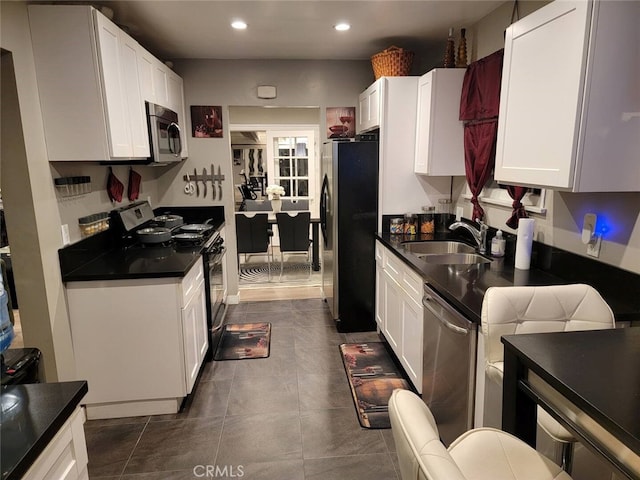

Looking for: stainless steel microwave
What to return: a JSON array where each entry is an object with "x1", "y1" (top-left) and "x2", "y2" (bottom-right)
[{"x1": 146, "y1": 102, "x2": 185, "y2": 165}]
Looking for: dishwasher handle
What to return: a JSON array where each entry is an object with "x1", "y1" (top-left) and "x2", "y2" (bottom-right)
[{"x1": 422, "y1": 287, "x2": 476, "y2": 336}]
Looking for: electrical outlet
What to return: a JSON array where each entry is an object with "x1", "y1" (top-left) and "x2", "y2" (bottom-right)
[
  {"x1": 455, "y1": 206, "x2": 464, "y2": 221},
  {"x1": 586, "y1": 234, "x2": 602, "y2": 257},
  {"x1": 61, "y1": 224, "x2": 70, "y2": 245}
]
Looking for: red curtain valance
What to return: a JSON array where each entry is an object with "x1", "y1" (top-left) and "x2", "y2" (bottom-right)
[{"x1": 460, "y1": 49, "x2": 504, "y2": 222}]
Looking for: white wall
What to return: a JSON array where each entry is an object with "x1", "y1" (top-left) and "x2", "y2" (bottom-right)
[
  {"x1": 0, "y1": 2, "x2": 76, "y2": 381},
  {"x1": 458, "y1": 1, "x2": 640, "y2": 275}
]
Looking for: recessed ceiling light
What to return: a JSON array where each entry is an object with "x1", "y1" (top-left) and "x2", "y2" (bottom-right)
[
  {"x1": 231, "y1": 20, "x2": 247, "y2": 30},
  {"x1": 334, "y1": 23, "x2": 351, "y2": 32}
]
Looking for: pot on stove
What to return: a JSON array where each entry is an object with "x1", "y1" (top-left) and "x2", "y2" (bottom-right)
[
  {"x1": 153, "y1": 214, "x2": 184, "y2": 229},
  {"x1": 136, "y1": 227, "x2": 172, "y2": 244}
]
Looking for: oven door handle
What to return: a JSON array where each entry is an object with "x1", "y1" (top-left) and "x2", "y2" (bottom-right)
[{"x1": 207, "y1": 246, "x2": 226, "y2": 264}]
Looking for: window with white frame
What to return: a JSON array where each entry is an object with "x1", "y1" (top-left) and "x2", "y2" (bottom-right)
[{"x1": 266, "y1": 130, "x2": 316, "y2": 201}]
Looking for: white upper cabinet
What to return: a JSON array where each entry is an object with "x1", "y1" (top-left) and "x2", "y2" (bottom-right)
[
  {"x1": 357, "y1": 77, "x2": 433, "y2": 227},
  {"x1": 166, "y1": 70, "x2": 189, "y2": 159},
  {"x1": 137, "y1": 47, "x2": 169, "y2": 108},
  {"x1": 414, "y1": 68, "x2": 466, "y2": 176},
  {"x1": 116, "y1": 29, "x2": 149, "y2": 158},
  {"x1": 29, "y1": 5, "x2": 187, "y2": 161},
  {"x1": 495, "y1": 0, "x2": 640, "y2": 192},
  {"x1": 356, "y1": 79, "x2": 381, "y2": 133},
  {"x1": 137, "y1": 47, "x2": 187, "y2": 157}
]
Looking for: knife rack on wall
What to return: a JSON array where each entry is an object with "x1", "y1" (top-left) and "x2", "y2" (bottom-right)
[{"x1": 182, "y1": 166, "x2": 226, "y2": 199}]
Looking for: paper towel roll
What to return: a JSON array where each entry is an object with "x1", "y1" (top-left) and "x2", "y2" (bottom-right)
[{"x1": 515, "y1": 218, "x2": 535, "y2": 270}]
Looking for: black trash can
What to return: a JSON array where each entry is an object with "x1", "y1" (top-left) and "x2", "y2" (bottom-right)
[{"x1": 1, "y1": 348, "x2": 41, "y2": 385}]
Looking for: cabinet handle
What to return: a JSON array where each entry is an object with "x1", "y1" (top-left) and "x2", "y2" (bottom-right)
[{"x1": 422, "y1": 295, "x2": 471, "y2": 336}]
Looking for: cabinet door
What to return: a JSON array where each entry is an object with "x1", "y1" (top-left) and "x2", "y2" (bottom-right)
[
  {"x1": 119, "y1": 32, "x2": 150, "y2": 158},
  {"x1": 495, "y1": 1, "x2": 591, "y2": 189},
  {"x1": 414, "y1": 69, "x2": 465, "y2": 176},
  {"x1": 94, "y1": 12, "x2": 132, "y2": 157},
  {"x1": 375, "y1": 263, "x2": 384, "y2": 330},
  {"x1": 137, "y1": 47, "x2": 156, "y2": 103},
  {"x1": 167, "y1": 71, "x2": 188, "y2": 158},
  {"x1": 356, "y1": 80, "x2": 381, "y2": 133},
  {"x1": 182, "y1": 279, "x2": 206, "y2": 394},
  {"x1": 22, "y1": 407, "x2": 88, "y2": 480},
  {"x1": 375, "y1": 241, "x2": 384, "y2": 330},
  {"x1": 154, "y1": 63, "x2": 169, "y2": 108},
  {"x1": 383, "y1": 270, "x2": 402, "y2": 352},
  {"x1": 401, "y1": 293, "x2": 423, "y2": 393}
]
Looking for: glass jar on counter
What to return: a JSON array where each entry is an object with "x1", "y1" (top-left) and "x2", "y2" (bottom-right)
[
  {"x1": 419, "y1": 206, "x2": 435, "y2": 234},
  {"x1": 389, "y1": 218, "x2": 404, "y2": 234},
  {"x1": 437, "y1": 198, "x2": 453, "y2": 231},
  {"x1": 403, "y1": 213, "x2": 418, "y2": 235}
]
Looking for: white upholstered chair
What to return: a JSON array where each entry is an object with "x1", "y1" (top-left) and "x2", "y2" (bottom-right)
[
  {"x1": 388, "y1": 389, "x2": 572, "y2": 480},
  {"x1": 481, "y1": 283, "x2": 615, "y2": 473}
]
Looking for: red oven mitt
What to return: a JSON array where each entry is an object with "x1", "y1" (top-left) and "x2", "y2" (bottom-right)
[
  {"x1": 128, "y1": 168, "x2": 142, "y2": 201},
  {"x1": 107, "y1": 167, "x2": 124, "y2": 202}
]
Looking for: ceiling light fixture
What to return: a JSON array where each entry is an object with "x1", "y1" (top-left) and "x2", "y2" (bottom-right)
[
  {"x1": 334, "y1": 23, "x2": 351, "y2": 32},
  {"x1": 231, "y1": 20, "x2": 247, "y2": 30}
]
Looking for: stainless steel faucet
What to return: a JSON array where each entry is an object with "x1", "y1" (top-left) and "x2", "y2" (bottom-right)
[{"x1": 449, "y1": 219, "x2": 488, "y2": 254}]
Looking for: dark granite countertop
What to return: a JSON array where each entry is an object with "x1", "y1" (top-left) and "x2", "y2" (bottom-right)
[
  {"x1": 377, "y1": 232, "x2": 640, "y2": 324},
  {"x1": 1, "y1": 381, "x2": 88, "y2": 480},
  {"x1": 59, "y1": 207, "x2": 224, "y2": 282},
  {"x1": 61, "y1": 243, "x2": 207, "y2": 282},
  {"x1": 502, "y1": 328, "x2": 640, "y2": 461}
]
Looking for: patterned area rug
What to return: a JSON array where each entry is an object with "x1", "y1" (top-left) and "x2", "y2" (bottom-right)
[
  {"x1": 239, "y1": 262, "x2": 315, "y2": 284},
  {"x1": 340, "y1": 342, "x2": 411, "y2": 429},
  {"x1": 214, "y1": 323, "x2": 271, "y2": 360}
]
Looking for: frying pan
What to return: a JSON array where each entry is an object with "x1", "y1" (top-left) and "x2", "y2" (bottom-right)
[
  {"x1": 180, "y1": 223, "x2": 213, "y2": 234},
  {"x1": 153, "y1": 214, "x2": 184, "y2": 229}
]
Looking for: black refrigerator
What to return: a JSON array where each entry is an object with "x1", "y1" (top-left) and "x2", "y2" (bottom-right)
[{"x1": 320, "y1": 140, "x2": 378, "y2": 332}]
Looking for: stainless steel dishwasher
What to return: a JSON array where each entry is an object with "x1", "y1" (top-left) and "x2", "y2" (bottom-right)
[{"x1": 422, "y1": 283, "x2": 477, "y2": 446}]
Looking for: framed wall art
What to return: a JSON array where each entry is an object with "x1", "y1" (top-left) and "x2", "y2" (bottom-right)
[
  {"x1": 191, "y1": 105, "x2": 223, "y2": 138},
  {"x1": 326, "y1": 106, "x2": 355, "y2": 139}
]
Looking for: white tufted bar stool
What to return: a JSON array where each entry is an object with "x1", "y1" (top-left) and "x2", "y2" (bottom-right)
[
  {"x1": 480, "y1": 283, "x2": 615, "y2": 473},
  {"x1": 388, "y1": 389, "x2": 573, "y2": 480}
]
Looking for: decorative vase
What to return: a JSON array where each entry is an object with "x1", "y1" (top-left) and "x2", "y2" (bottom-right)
[
  {"x1": 271, "y1": 197, "x2": 282, "y2": 213},
  {"x1": 456, "y1": 28, "x2": 468, "y2": 68},
  {"x1": 444, "y1": 27, "x2": 456, "y2": 68}
]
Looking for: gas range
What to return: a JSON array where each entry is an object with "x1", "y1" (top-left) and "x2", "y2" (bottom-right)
[{"x1": 111, "y1": 201, "x2": 222, "y2": 252}]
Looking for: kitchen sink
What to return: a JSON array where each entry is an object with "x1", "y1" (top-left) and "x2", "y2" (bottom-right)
[
  {"x1": 402, "y1": 241, "x2": 476, "y2": 255},
  {"x1": 416, "y1": 253, "x2": 492, "y2": 265}
]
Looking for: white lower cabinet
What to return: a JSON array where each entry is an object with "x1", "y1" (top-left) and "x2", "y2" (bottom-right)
[
  {"x1": 23, "y1": 407, "x2": 88, "y2": 480},
  {"x1": 65, "y1": 261, "x2": 207, "y2": 419},
  {"x1": 383, "y1": 271, "x2": 403, "y2": 353},
  {"x1": 182, "y1": 271, "x2": 208, "y2": 393},
  {"x1": 375, "y1": 241, "x2": 424, "y2": 392}
]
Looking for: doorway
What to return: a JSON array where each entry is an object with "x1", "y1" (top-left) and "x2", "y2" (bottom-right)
[{"x1": 229, "y1": 107, "x2": 322, "y2": 297}]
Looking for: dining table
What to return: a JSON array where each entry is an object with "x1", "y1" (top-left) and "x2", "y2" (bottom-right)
[{"x1": 501, "y1": 327, "x2": 640, "y2": 480}]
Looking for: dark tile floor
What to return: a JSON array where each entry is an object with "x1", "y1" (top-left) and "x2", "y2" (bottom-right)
[{"x1": 85, "y1": 299, "x2": 400, "y2": 479}]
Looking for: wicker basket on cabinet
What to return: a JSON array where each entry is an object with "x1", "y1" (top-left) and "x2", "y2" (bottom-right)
[{"x1": 371, "y1": 46, "x2": 414, "y2": 79}]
